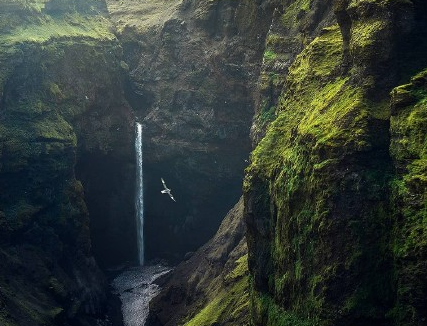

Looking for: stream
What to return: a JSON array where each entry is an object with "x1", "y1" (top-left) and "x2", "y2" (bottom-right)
[{"x1": 112, "y1": 265, "x2": 171, "y2": 326}]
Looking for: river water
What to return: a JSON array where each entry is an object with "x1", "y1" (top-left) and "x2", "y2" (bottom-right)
[{"x1": 112, "y1": 265, "x2": 170, "y2": 326}]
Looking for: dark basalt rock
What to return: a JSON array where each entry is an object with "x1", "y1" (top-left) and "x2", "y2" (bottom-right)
[
  {"x1": 106, "y1": 0, "x2": 275, "y2": 262},
  {"x1": 0, "y1": 1, "x2": 135, "y2": 324}
]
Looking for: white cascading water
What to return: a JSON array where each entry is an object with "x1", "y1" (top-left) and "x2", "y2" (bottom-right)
[
  {"x1": 135, "y1": 122, "x2": 144, "y2": 265},
  {"x1": 113, "y1": 123, "x2": 170, "y2": 326}
]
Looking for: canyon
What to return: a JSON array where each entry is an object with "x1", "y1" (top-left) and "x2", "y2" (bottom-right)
[{"x1": 0, "y1": 0, "x2": 426, "y2": 326}]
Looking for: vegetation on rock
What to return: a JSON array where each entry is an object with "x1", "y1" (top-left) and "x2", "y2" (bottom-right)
[
  {"x1": 245, "y1": 0, "x2": 427, "y2": 325},
  {"x1": 389, "y1": 69, "x2": 427, "y2": 326},
  {"x1": 147, "y1": 198, "x2": 249, "y2": 326},
  {"x1": 0, "y1": 0, "x2": 134, "y2": 325},
  {"x1": 1, "y1": 0, "x2": 426, "y2": 326}
]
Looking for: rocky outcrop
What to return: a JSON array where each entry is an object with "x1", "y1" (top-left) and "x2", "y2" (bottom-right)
[
  {"x1": 146, "y1": 197, "x2": 248, "y2": 326},
  {"x1": 244, "y1": 0, "x2": 427, "y2": 326},
  {"x1": 0, "y1": 0, "x2": 134, "y2": 324},
  {"x1": 251, "y1": 0, "x2": 335, "y2": 144},
  {"x1": 106, "y1": 0, "x2": 274, "y2": 261}
]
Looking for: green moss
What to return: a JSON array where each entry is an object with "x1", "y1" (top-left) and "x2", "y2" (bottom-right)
[
  {"x1": 351, "y1": 20, "x2": 387, "y2": 48},
  {"x1": 263, "y1": 50, "x2": 277, "y2": 63},
  {"x1": 251, "y1": 26, "x2": 366, "y2": 174},
  {"x1": 226, "y1": 254, "x2": 248, "y2": 281},
  {"x1": 185, "y1": 255, "x2": 249, "y2": 326},
  {"x1": 0, "y1": 12, "x2": 115, "y2": 45},
  {"x1": 281, "y1": 0, "x2": 312, "y2": 31},
  {"x1": 48, "y1": 82, "x2": 63, "y2": 99},
  {"x1": 259, "y1": 105, "x2": 276, "y2": 125},
  {"x1": 184, "y1": 276, "x2": 249, "y2": 326},
  {"x1": 0, "y1": 2, "x2": 125, "y2": 325},
  {"x1": 251, "y1": 291, "x2": 321, "y2": 326},
  {"x1": 0, "y1": 45, "x2": 19, "y2": 91},
  {"x1": 389, "y1": 69, "x2": 427, "y2": 326},
  {"x1": 185, "y1": 278, "x2": 249, "y2": 326},
  {"x1": 348, "y1": 0, "x2": 410, "y2": 8},
  {"x1": 33, "y1": 115, "x2": 76, "y2": 145},
  {"x1": 266, "y1": 34, "x2": 287, "y2": 50},
  {"x1": 0, "y1": 0, "x2": 117, "y2": 97},
  {"x1": 246, "y1": 18, "x2": 395, "y2": 325}
]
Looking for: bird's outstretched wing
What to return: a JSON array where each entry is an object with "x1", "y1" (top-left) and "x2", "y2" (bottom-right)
[{"x1": 161, "y1": 178, "x2": 176, "y2": 202}]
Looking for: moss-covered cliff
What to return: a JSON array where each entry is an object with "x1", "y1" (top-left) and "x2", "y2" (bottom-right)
[
  {"x1": 147, "y1": 198, "x2": 249, "y2": 326},
  {"x1": 0, "y1": 0, "x2": 134, "y2": 324},
  {"x1": 389, "y1": 69, "x2": 427, "y2": 326},
  {"x1": 245, "y1": 0, "x2": 427, "y2": 325},
  {"x1": 145, "y1": 1, "x2": 426, "y2": 326}
]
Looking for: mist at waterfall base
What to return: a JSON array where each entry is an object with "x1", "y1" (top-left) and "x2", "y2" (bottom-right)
[{"x1": 112, "y1": 265, "x2": 170, "y2": 326}]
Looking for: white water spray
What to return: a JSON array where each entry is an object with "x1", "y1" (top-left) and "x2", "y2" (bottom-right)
[{"x1": 135, "y1": 122, "x2": 144, "y2": 265}]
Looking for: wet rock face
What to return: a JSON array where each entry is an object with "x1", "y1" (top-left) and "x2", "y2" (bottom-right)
[
  {"x1": 107, "y1": 0, "x2": 274, "y2": 261},
  {"x1": 0, "y1": 1, "x2": 135, "y2": 324},
  {"x1": 244, "y1": 0, "x2": 427, "y2": 325}
]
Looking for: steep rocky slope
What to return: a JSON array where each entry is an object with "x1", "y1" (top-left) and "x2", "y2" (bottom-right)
[
  {"x1": 1, "y1": 0, "x2": 425, "y2": 326},
  {"x1": 0, "y1": 0, "x2": 134, "y2": 324},
  {"x1": 147, "y1": 198, "x2": 248, "y2": 326},
  {"x1": 106, "y1": 0, "x2": 274, "y2": 261},
  {"x1": 244, "y1": 0, "x2": 427, "y2": 325},
  {"x1": 389, "y1": 69, "x2": 427, "y2": 326},
  {"x1": 251, "y1": 0, "x2": 335, "y2": 144},
  {"x1": 145, "y1": 1, "x2": 426, "y2": 326}
]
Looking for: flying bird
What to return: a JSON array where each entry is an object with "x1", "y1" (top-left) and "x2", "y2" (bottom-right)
[{"x1": 161, "y1": 178, "x2": 176, "y2": 202}]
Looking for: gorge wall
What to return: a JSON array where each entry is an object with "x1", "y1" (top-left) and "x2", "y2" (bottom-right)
[
  {"x1": 0, "y1": 0, "x2": 134, "y2": 324},
  {"x1": 245, "y1": 0, "x2": 427, "y2": 325},
  {"x1": 0, "y1": 0, "x2": 275, "y2": 323},
  {"x1": 106, "y1": 0, "x2": 274, "y2": 261},
  {"x1": 0, "y1": 0, "x2": 274, "y2": 324},
  {"x1": 148, "y1": 0, "x2": 427, "y2": 326}
]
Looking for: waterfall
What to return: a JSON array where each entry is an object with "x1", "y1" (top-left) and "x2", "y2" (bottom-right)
[{"x1": 135, "y1": 122, "x2": 144, "y2": 265}]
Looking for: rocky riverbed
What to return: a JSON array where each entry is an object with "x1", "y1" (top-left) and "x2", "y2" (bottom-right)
[{"x1": 112, "y1": 265, "x2": 171, "y2": 326}]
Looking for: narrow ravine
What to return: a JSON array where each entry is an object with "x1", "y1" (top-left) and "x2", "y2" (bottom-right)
[{"x1": 112, "y1": 265, "x2": 171, "y2": 326}]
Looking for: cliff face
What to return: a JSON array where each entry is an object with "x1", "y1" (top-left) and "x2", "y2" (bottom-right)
[
  {"x1": 144, "y1": 1, "x2": 426, "y2": 326},
  {"x1": 1, "y1": 0, "x2": 425, "y2": 326},
  {"x1": 244, "y1": 1, "x2": 427, "y2": 326},
  {"x1": 147, "y1": 198, "x2": 248, "y2": 326},
  {"x1": 106, "y1": 0, "x2": 274, "y2": 261},
  {"x1": 0, "y1": 0, "x2": 134, "y2": 324},
  {"x1": 389, "y1": 70, "x2": 427, "y2": 325},
  {"x1": 251, "y1": 0, "x2": 335, "y2": 144}
]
